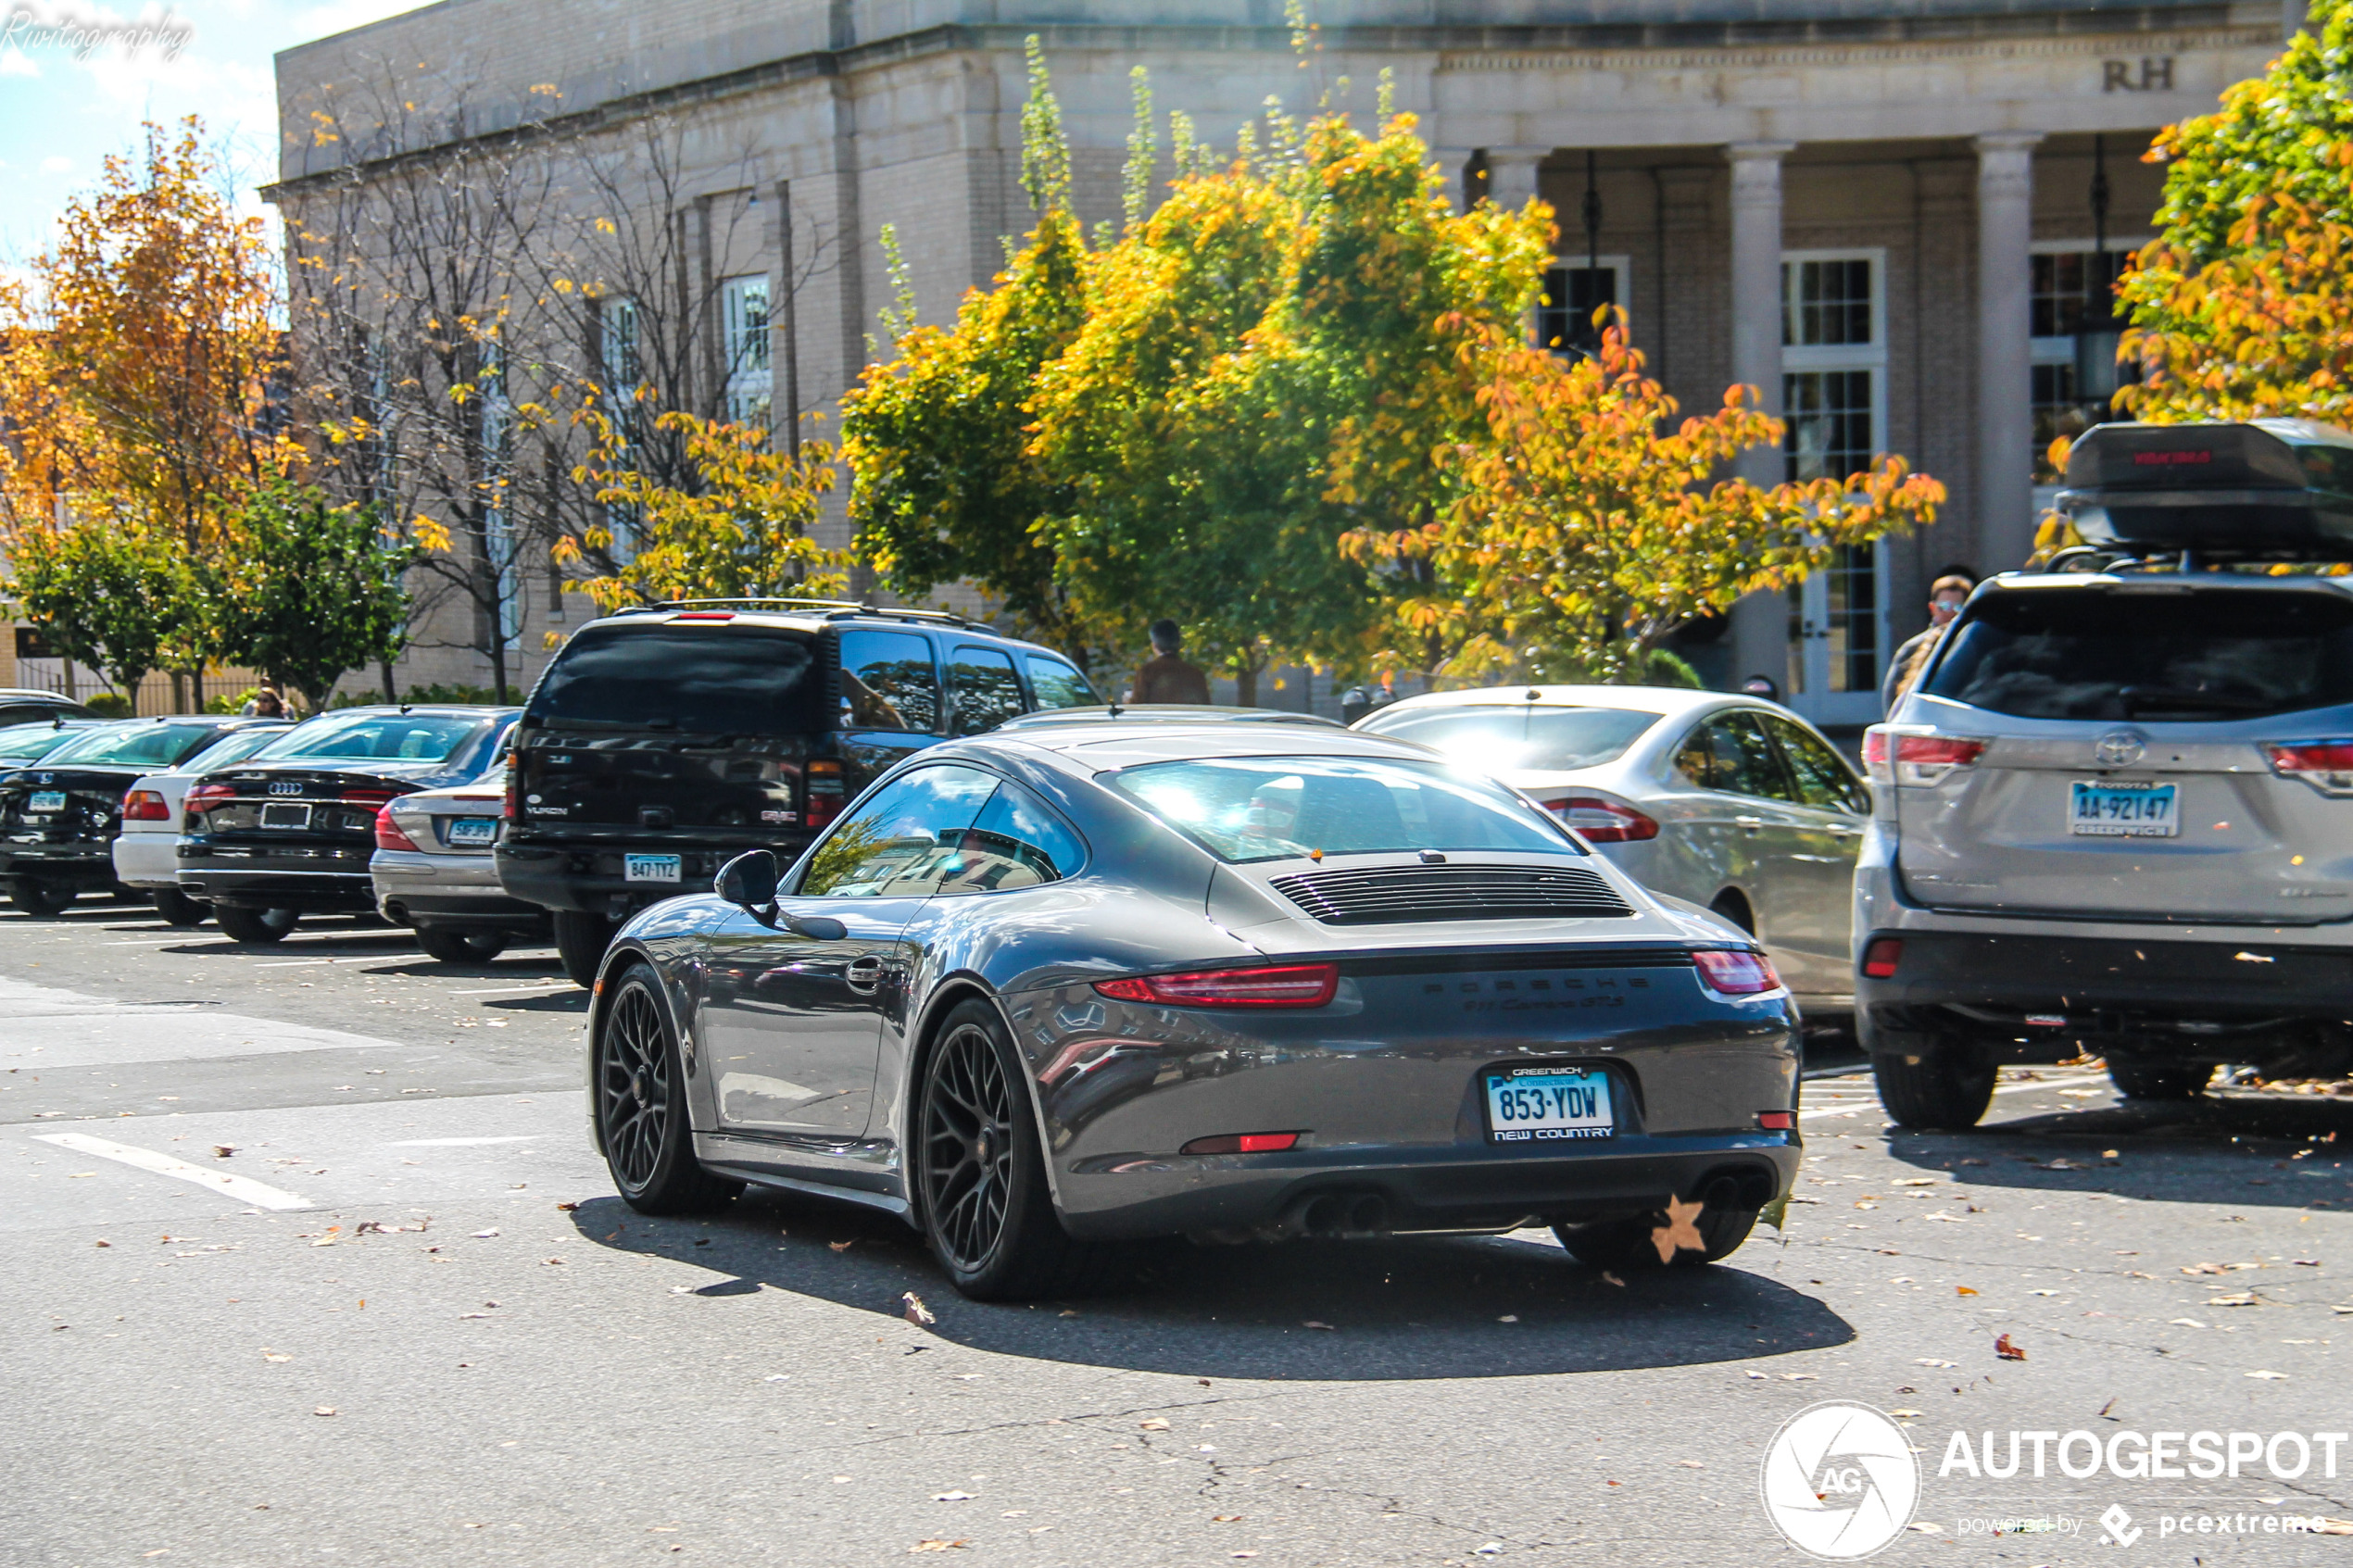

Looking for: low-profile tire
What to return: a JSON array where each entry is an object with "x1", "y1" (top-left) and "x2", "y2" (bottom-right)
[
  {"x1": 215, "y1": 904, "x2": 297, "y2": 945},
  {"x1": 1868, "y1": 1025, "x2": 1996, "y2": 1130},
  {"x1": 2108, "y1": 1059, "x2": 2213, "y2": 1101},
  {"x1": 10, "y1": 880, "x2": 69, "y2": 917},
  {"x1": 150, "y1": 888, "x2": 208, "y2": 928},
  {"x1": 554, "y1": 909, "x2": 616, "y2": 988},
  {"x1": 415, "y1": 924, "x2": 509, "y2": 964},
  {"x1": 1554, "y1": 1178, "x2": 1760, "y2": 1269},
  {"x1": 595, "y1": 964, "x2": 742, "y2": 1214},
  {"x1": 917, "y1": 997, "x2": 1099, "y2": 1301}
]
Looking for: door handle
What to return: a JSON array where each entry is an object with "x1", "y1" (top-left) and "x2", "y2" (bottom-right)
[
  {"x1": 843, "y1": 954, "x2": 887, "y2": 994},
  {"x1": 1734, "y1": 815, "x2": 1764, "y2": 834}
]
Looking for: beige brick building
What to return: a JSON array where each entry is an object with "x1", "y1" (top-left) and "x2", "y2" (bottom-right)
[{"x1": 270, "y1": 0, "x2": 2288, "y2": 724}]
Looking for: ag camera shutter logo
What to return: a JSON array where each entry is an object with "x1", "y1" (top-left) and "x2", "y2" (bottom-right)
[{"x1": 1760, "y1": 1401, "x2": 1920, "y2": 1559}]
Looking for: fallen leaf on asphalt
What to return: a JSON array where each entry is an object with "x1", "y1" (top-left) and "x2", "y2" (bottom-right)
[
  {"x1": 903, "y1": 1292, "x2": 937, "y2": 1327},
  {"x1": 1994, "y1": 1335, "x2": 2027, "y2": 1361},
  {"x1": 1906, "y1": 1522, "x2": 1944, "y2": 1533},
  {"x1": 933, "y1": 1490, "x2": 975, "y2": 1501},
  {"x1": 2314, "y1": 1519, "x2": 2353, "y2": 1535},
  {"x1": 908, "y1": 1541, "x2": 966, "y2": 1552},
  {"x1": 556, "y1": 1202, "x2": 577, "y2": 1211},
  {"x1": 1744, "y1": 1371, "x2": 1768, "y2": 1380},
  {"x1": 2246, "y1": 1370, "x2": 2290, "y2": 1380},
  {"x1": 1057, "y1": 1309, "x2": 1078, "y2": 1318},
  {"x1": 262, "y1": 1352, "x2": 291, "y2": 1362},
  {"x1": 829, "y1": 1240, "x2": 855, "y2": 1253},
  {"x1": 94, "y1": 1239, "x2": 108, "y2": 1248},
  {"x1": 211, "y1": 1146, "x2": 235, "y2": 1159},
  {"x1": 2171, "y1": 1318, "x2": 2208, "y2": 1328},
  {"x1": 1139, "y1": 1419, "x2": 1170, "y2": 1431},
  {"x1": 1212, "y1": 1513, "x2": 1241, "y2": 1522},
  {"x1": 544, "y1": 1257, "x2": 564, "y2": 1266},
  {"x1": 2102, "y1": 1148, "x2": 2120, "y2": 1160},
  {"x1": 2030, "y1": 1288, "x2": 2060, "y2": 1297},
  {"x1": 472, "y1": 1229, "x2": 498, "y2": 1239},
  {"x1": 2293, "y1": 1258, "x2": 2321, "y2": 1266},
  {"x1": 313, "y1": 1406, "x2": 336, "y2": 1416},
  {"x1": 2208, "y1": 1291, "x2": 2261, "y2": 1307},
  {"x1": 1891, "y1": 1409, "x2": 1923, "y2": 1418},
  {"x1": 1302, "y1": 1320, "x2": 1334, "y2": 1331},
  {"x1": 1497, "y1": 1314, "x2": 1519, "y2": 1323},
  {"x1": 1475, "y1": 1546, "x2": 1504, "y2": 1557},
  {"x1": 1956, "y1": 1286, "x2": 1979, "y2": 1296},
  {"x1": 1601, "y1": 1271, "x2": 1626, "y2": 1287},
  {"x1": 1781, "y1": 1374, "x2": 1817, "y2": 1382},
  {"x1": 1679, "y1": 1460, "x2": 1705, "y2": 1468},
  {"x1": 1913, "y1": 1358, "x2": 1957, "y2": 1368},
  {"x1": 1894, "y1": 1178, "x2": 1937, "y2": 1186}
]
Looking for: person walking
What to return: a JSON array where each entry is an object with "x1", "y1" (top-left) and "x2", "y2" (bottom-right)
[
  {"x1": 1127, "y1": 620, "x2": 1212, "y2": 706},
  {"x1": 1881, "y1": 572, "x2": 1974, "y2": 712}
]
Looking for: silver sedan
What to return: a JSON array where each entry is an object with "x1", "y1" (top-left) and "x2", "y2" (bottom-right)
[{"x1": 1355, "y1": 686, "x2": 1871, "y2": 1022}]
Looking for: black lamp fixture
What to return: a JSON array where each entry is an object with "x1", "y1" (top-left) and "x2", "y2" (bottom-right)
[{"x1": 2073, "y1": 134, "x2": 2123, "y2": 410}]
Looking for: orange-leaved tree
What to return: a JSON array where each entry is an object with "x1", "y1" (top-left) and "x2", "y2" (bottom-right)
[{"x1": 1346, "y1": 311, "x2": 1946, "y2": 684}]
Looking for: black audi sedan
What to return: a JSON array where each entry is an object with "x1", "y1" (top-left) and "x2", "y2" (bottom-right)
[
  {"x1": 584, "y1": 720, "x2": 1801, "y2": 1300},
  {"x1": 0, "y1": 717, "x2": 271, "y2": 915},
  {"x1": 178, "y1": 705, "x2": 517, "y2": 943}
]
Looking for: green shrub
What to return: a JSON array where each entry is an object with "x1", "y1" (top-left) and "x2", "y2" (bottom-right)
[{"x1": 83, "y1": 692, "x2": 132, "y2": 717}]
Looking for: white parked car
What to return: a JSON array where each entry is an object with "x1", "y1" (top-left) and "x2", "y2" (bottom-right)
[
  {"x1": 111, "y1": 721, "x2": 292, "y2": 925},
  {"x1": 1355, "y1": 685, "x2": 1872, "y2": 1023}
]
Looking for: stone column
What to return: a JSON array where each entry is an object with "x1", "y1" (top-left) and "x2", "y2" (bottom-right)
[
  {"x1": 1431, "y1": 146, "x2": 1477, "y2": 213},
  {"x1": 1726, "y1": 142, "x2": 1795, "y2": 690},
  {"x1": 1975, "y1": 132, "x2": 2043, "y2": 572},
  {"x1": 1483, "y1": 147, "x2": 1548, "y2": 212}
]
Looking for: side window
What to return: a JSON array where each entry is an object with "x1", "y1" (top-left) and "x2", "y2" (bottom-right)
[
  {"x1": 1680, "y1": 713, "x2": 1796, "y2": 802},
  {"x1": 1762, "y1": 714, "x2": 1871, "y2": 815},
  {"x1": 837, "y1": 630, "x2": 940, "y2": 734},
  {"x1": 796, "y1": 764, "x2": 999, "y2": 897},
  {"x1": 935, "y1": 782, "x2": 1087, "y2": 895},
  {"x1": 1025, "y1": 654, "x2": 1099, "y2": 710},
  {"x1": 949, "y1": 645, "x2": 1026, "y2": 737}
]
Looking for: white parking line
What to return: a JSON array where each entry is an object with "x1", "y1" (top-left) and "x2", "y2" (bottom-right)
[
  {"x1": 31, "y1": 1133, "x2": 315, "y2": 1210},
  {"x1": 386, "y1": 1136, "x2": 537, "y2": 1148},
  {"x1": 445, "y1": 981, "x2": 574, "y2": 996},
  {"x1": 1798, "y1": 1073, "x2": 2112, "y2": 1121}
]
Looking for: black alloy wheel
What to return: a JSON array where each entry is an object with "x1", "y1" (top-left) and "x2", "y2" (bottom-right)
[
  {"x1": 214, "y1": 905, "x2": 297, "y2": 945},
  {"x1": 10, "y1": 880, "x2": 69, "y2": 917},
  {"x1": 595, "y1": 966, "x2": 740, "y2": 1214},
  {"x1": 917, "y1": 999, "x2": 1098, "y2": 1300},
  {"x1": 150, "y1": 888, "x2": 208, "y2": 928},
  {"x1": 1865, "y1": 1020, "x2": 1996, "y2": 1130}
]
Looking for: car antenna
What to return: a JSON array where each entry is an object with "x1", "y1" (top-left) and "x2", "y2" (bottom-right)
[
  {"x1": 399, "y1": 703, "x2": 413, "y2": 715},
  {"x1": 1107, "y1": 702, "x2": 1123, "y2": 719}
]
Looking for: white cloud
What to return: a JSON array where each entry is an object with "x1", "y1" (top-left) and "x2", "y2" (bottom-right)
[
  {"x1": 0, "y1": 46, "x2": 40, "y2": 76},
  {"x1": 41, "y1": 155, "x2": 71, "y2": 172}
]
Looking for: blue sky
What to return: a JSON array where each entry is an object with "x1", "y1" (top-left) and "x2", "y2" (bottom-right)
[{"x1": 0, "y1": 1, "x2": 420, "y2": 268}]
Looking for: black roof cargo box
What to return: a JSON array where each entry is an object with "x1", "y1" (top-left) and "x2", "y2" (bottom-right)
[{"x1": 2056, "y1": 420, "x2": 2353, "y2": 558}]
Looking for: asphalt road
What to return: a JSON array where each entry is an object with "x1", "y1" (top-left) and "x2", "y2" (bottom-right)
[{"x1": 3, "y1": 898, "x2": 2349, "y2": 1567}]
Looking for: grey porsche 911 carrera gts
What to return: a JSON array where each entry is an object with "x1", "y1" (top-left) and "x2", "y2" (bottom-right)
[{"x1": 585, "y1": 719, "x2": 1802, "y2": 1299}]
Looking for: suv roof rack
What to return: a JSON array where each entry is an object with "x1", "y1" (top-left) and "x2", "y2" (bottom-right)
[{"x1": 610, "y1": 597, "x2": 980, "y2": 630}]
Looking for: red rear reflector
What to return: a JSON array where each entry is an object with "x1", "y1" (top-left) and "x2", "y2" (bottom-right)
[
  {"x1": 1541, "y1": 796, "x2": 1660, "y2": 843},
  {"x1": 1755, "y1": 1110, "x2": 1795, "y2": 1131},
  {"x1": 805, "y1": 759, "x2": 845, "y2": 829},
  {"x1": 372, "y1": 806, "x2": 422, "y2": 852},
  {"x1": 121, "y1": 789, "x2": 171, "y2": 822},
  {"x1": 1692, "y1": 948, "x2": 1778, "y2": 996},
  {"x1": 1179, "y1": 1132, "x2": 1301, "y2": 1156},
  {"x1": 1094, "y1": 963, "x2": 1340, "y2": 1009},
  {"x1": 1861, "y1": 936, "x2": 1904, "y2": 979}
]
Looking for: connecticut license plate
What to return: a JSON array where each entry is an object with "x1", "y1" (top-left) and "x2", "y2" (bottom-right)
[
  {"x1": 446, "y1": 817, "x2": 497, "y2": 846},
  {"x1": 27, "y1": 790, "x2": 65, "y2": 814},
  {"x1": 2069, "y1": 780, "x2": 2178, "y2": 837},
  {"x1": 1483, "y1": 1065, "x2": 1614, "y2": 1144},
  {"x1": 624, "y1": 853, "x2": 682, "y2": 884}
]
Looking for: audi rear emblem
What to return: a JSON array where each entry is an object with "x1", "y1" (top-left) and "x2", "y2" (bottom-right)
[
  {"x1": 269, "y1": 782, "x2": 305, "y2": 796},
  {"x1": 2094, "y1": 730, "x2": 2146, "y2": 767}
]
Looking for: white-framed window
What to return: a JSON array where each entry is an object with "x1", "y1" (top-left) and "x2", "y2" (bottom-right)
[
  {"x1": 1780, "y1": 250, "x2": 1891, "y2": 721},
  {"x1": 597, "y1": 295, "x2": 642, "y2": 561},
  {"x1": 720, "y1": 273, "x2": 772, "y2": 428},
  {"x1": 479, "y1": 342, "x2": 522, "y2": 653},
  {"x1": 2029, "y1": 237, "x2": 2148, "y2": 484},
  {"x1": 1535, "y1": 255, "x2": 1629, "y2": 358}
]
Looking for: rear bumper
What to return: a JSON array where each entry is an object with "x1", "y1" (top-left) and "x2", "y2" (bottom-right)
[
  {"x1": 111, "y1": 832, "x2": 180, "y2": 890},
  {"x1": 0, "y1": 841, "x2": 114, "y2": 888},
  {"x1": 497, "y1": 837, "x2": 809, "y2": 916},
  {"x1": 178, "y1": 860, "x2": 375, "y2": 913}
]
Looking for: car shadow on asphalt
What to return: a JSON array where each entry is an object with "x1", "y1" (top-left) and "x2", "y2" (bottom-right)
[{"x1": 565, "y1": 1194, "x2": 1854, "y2": 1381}]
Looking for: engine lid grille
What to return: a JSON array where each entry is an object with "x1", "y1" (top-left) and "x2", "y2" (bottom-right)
[{"x1": 1266, "y1": 862, "x2": 1635, "y2": 925}]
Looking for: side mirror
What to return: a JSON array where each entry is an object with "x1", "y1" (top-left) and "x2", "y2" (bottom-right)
[{"x1": 715, "y1": 849, "x2": 780, "y2": 909}]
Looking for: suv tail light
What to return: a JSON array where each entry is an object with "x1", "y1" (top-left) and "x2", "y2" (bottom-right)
[
  {"x1": 504, "y1": 765, "x2": 523, "y2": 821},
  {"x1": 2265, "y1": 740, "x2": 2353, "y2": 796},
  {"x1": 1861, "y1": 935, "x2": 1904, "y2": 978},
  {"x1": 1692, "y1": 947, "x2": 1780, "y2": 997},
  {"x1": 373, "y1": 807, "x2": 422, "y2": 852},
  {"x1": 1861, "y1": 726, "x2": 1890, "y2": 782},
  {"x1": 1887, "y1": 734, "x2": 1986, "y2": 786},
  {"x1": 805, "y1": 759, "x2": 846, "y2": 829},
  {"x1": 183, "y1": 783, "x2": 236, "y2": 818},
  {"x1": 1539, "y1": 795, "x2": 1660, "y2": 843},
  {"x1": 121, "y1": 788, "x2": 171, "y2": 822},
  {"x1": 1095, "y1": 962, "x2": 1340, "y2": 1009}
]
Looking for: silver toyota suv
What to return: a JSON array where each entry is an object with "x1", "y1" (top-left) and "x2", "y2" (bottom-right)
[{"x1": 1856, "y1": 419, "x2": 2353, "y2": 1127}]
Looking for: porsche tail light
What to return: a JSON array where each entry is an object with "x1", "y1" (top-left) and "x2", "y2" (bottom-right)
[
  {"x1": 1755, "y1": 1110, "x2": 1796, "y2": 1131},
  {"x1": 121, "y1": 788, "x2": 171, "y2": 822},
  {"x1": 1539, "y1": 795, "x2": 1660, "y2": 843},
  {"x1": 805, "y1": 759, "x2": 846, "y2": 829},
  {"x1": 1861, "y1": 935, "x2": 1904, "y2": 979},
  {"x1": 1691, "y1": 948, "x2": 1780, "y2": 997},
  {"x1": 1094, "y1": 963, "x2": 1340, "y2": 1009},
  {"x1": 1179, "y1": 1132, "x2": 1301, "y2": 1156},
  {"x1": 1889, "y1": 734, "x2": 1986, "y2": 786},
  {"x1": 2265, "y1": 740, "x2": 2353, "y2": 796},
  {"x1": 183, "y1": 783, "x2": 236, "y2": 817},
  {"x1": 373, "y1": 807, "x2": 422, "y2": 852}
]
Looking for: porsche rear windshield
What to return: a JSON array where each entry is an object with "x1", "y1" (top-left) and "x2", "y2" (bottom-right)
[
  {"x1": 1358, "y1": 704, "x2": 1659, "y2": 771},
  {"x1": 36, "y1": 722, "x2": 229, "y2": 769},
  {"x1": 1923, "y1": 586, "x2": 2353, "y2": 721},
  {"x1": 1110, "y1": 756, "x2": 1577, "y2": 863},
  {"x1": 529, "y1": 625, "x2": 824, "y2": 733},
  {"x1": 252, "y1": 712, "x2": 491, "y2": 764}
]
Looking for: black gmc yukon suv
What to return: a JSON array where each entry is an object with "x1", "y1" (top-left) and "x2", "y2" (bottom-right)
[{"x1": 496, "y1": 601, "x2": 1101, "y2": 985}]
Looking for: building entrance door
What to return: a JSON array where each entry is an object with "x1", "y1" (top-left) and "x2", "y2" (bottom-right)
[{"x1": 1784, "y1": 542, "x2": 1890, "y2": 725}]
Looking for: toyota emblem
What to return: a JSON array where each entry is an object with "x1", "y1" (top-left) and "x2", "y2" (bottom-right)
[{"x1": 2094, "y1": 730, "x2": 2146, "y2": 767}]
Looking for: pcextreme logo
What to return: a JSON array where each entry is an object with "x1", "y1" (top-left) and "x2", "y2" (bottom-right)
[{"x1": 1760, "y1": 1401, "x2": 1921, "y2": 1560}]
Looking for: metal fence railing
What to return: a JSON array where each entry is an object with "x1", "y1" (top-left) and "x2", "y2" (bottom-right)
[{"x1": 5, "y1": 664, "x2": 281, "y2": 718}]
